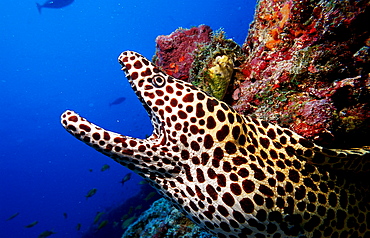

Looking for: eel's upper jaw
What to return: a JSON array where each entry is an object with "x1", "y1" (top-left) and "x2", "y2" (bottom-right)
[{"x1": 118, "y1": 51, "x2": 163, "y2": 140}]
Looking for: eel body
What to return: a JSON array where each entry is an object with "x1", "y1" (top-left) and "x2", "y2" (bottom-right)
[{"x1": 61, "y1": 51, "x2": 370, "y2": 238}]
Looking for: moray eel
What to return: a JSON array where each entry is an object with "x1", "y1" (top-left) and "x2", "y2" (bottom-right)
[{"x1": 61, "y1": 51, "x2": 370, "y2": 238}]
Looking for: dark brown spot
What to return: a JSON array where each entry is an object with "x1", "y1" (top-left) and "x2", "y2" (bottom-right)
[
  {"x1": 196, "y1": 168, "x2": 205, "y2": 183},
  {"x1": 166, "y1": 85, "x2": 173, "y2": 94},
  {"x1": 201, "y1": 153, "x2": 210, "y2": 165},
  {"x1": 206, "y1": 116, "x2": 216, "y2": 129},
  {"x1": 299, "y1": 138, "x2": 314, "y2": 148},
  {"x1": 103, "y1": 132, "x2": 110, "y2": 140},
  {"x1": 233, "y1": 156, "x2": 248, "y2": 165},
  {"x1": 223, "y1": 161, "x2": 232, "y2": 172},
  {"x1": 186, "y1": 186, "x2": 195, "y2": 196},
  {"x1": 189, "y1": 201, "x2": 198, "y2": 211},
  {"x1": 214, "y1": 147, "x2": 224, "y2": 160},
  {"x1": 197, "y1": 92, "x2": 205, "y2": 100},
  {"x1": 233, "y1": 210, "x2": 246, "y2": 223},
  {"x1": 183, "y1": 164, "x2": 193, "y2": 182},
  {"x1": 259, "y1": 184, "x2": 274, "y2": 197},
  {"x1": 68, "y1": 115, "x2": 78, "y2": 122},
  {"x1": 181, "y1": 150, "x2": 190, "y2": 160},
  {"x1": 207, "y1": 168, "x2": 217, "y2": 179},
  {"x1": 92, "y1": 133, "x2": 100, "y2": 140},
  {"x1": 220, "y1": 222, "x2": 231, "y2": 232},
  {"x1": 218, "y1": 205, "x2": 229, "y2": 216},
  {"x1": 206, "y1": 98, "x2": 218, "y2": 112},
  {"x1": 238, "y1": 168, "x2": 249, "y2": 177},
  {"x1": 203, "y1": 134, "x2": 214, "y2": 149},
  {"x1": 131, "y1": 72, "x2": 138, "y2": 80},
  {"x1": 242, "y1": 179, "x2": 255, "y2": 193},
  {"x1": 191, "y1": 156, "x2": 200, "y2": 164},
  {"x1": 217, "y1": 174, "x2": 227, "y2": 187},
  {"x1": 222, "y1": 192, "x2": 235, "y2": 207},
  {"x1": 133, "y1": 60, "x2": 142, "y2": 69},
  {"x1": 216, "y1": 110, "x2": 226, "y2": 122},
  {"x1": 295, "y1": 185, "x2": 306, "y2": 200},
  {"x1": 276, "y1": 171, "x2": 285, "y2": 182},
  {"x1": 183, "y1": 93, "x2": 194, "y2": 103},
  {"x1": 227, "y1": 113, "x2": 235, "y2": 124},
  {"x1": 267, "y1": 129, "x2": 276, "y2": 140},
  {"x1": 253, "y1": 194, "x2": 264, "y2": 205},
  {"x1": 190, "y1": 141, "x2": 200, "y2": 151},
  {"x1": 79, "y1": 124, "x2": 91, "y2": 132},
  {"x1": 230, "y1": 183, "x2": 242, "y2": 195},
  {"x1": 289, "y1": 169, "x2": 300, "y2": 183},
  {"x1": 259, "y1": 137, "x2": 270, "y2": 149},
  {"x1": 178, "y1": 110, "x2": 187, "y2": 119},
  {"x1": 232, "y1": 126, "x2": 241, "y2": 140},
  {"x1": 225, "y1": 141, "x2": 237, "y2": 154},
  {"x1": 250, "y1": 164, "x2": 266, "y2": 181},
  {"x1": 206, "y1": 184, "x2": 218, "y2": 200},
  {"x1": 196, "y1": 103, "x2": 205, "y2": 118},
  {"x1": 170, "y1": 98, "x2": 178, "y2": 107},
  {"x1": 247, "y1": 145, "x2": 256, "y2": 154},
  {"x1": 240, "y1": 198, "x2": 254, "y2": 213},
  {"x1": 216, "y1": 125, "x2": 229, "y2": 141}
]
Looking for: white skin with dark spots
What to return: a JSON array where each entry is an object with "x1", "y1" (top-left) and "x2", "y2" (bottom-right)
[{"x1": 61, "y1": 51, "x2": 370, "y2": 238}]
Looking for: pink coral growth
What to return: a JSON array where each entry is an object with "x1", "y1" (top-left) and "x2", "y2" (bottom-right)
[
  {"x1": 233, "y1": 0, "x2": 370, "y2": 147},
  {"x1": 154, "y1": 25, "x2": 212, "y2": 81}
]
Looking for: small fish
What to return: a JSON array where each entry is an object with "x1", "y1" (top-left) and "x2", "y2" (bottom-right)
[
  {"x1": 97, "y1": 220, "x2": 108, "y2": 230},
  {"x1": 93, "y1": 211, "x2": 105, "y2": 224},
  {"x1": 6, "y1": 212, "x2": 19, "y2": 221},
  {"x1": 25, "y1": 220, "x2": 38, "y2": 228},
  {"x1": 127, "y1": 206, "x2": 134, "y2": 216},
  {"x1": 121, "y1": 216, "x2": 136, "y2": 230},
  {"x1": 134, "y1": 204, "x2": 142, "y2": 210},
  {"x1": 119, "y1": 173, "x2": 132, "y2": 186},
  {"x1": 144, "y1": 191, "x2": 157, "y2": 201},
  {"x1": 100, "y1": 164, "x2": 110, "y2": 172},
  {"x1": 36, "y1": 0, "x2": 74, "y2": 14},
  {"x1": 88, "y1": 168, "x2": 93, "y2": 172},
  {"x1": 76, "y1": 223, "x2": 81, "y2": 231},
  {"x1": 63, "y1": 213, "x2": 67, "y2": 219},
  {"x1": 137, "y1": 180, "x2": 147, "y2": 185},
  {"x1": 109, "y1": 97, "x2": 126, "y2": 106},
  {"x1": 85, "y1": 188, "x2": 97, "y2": 200},
  {"x1": 38, "y1": 230, "x2": 56, "y2": 238},
  {"x1": 120, "y1": 214, "x2": 129, "y2": 221}
]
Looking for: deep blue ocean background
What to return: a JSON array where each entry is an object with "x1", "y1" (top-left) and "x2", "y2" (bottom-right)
[{"x1": 0, "y1": 0, "x2": 256, "y2": 237}]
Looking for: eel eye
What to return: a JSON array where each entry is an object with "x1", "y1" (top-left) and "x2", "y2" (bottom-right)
[{"x1": 152, "y1": 75, "x2": 166, "y2": 88}]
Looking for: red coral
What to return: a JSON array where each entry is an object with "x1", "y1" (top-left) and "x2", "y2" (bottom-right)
[
  {"x1": 154, "y1": 25, "x2": 212, "y2": 81},
  {"x1": 234, "y1": 0, "x2": 370, "y2": 147}
]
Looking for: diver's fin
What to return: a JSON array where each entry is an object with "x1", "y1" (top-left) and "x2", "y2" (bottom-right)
[{"x1": 36, "y1": 3, "x2": 42, "y2": 14}]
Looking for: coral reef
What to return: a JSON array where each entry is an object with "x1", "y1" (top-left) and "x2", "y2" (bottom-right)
[
  {"x1": 121, "y1": 198, "x2": 215, "y2": 238},
  {"x1": 189, "y1": 30, "x2": 246, "y2": 100},
  {"x1": 154, "y1": 25, "x2": 212, "y2": 81},
  {"x1": 154, "y1": 26, "x2": 245, "y2": 100},
  {"x1": 233, "y1": 0, "x2": 370, "y2": 147},
  {"x1": 81, "y1": 183, "x2": 161, "y2": 238}
]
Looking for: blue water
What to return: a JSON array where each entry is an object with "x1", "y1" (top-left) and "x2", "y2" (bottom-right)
[{"x1": 0, "y1": 0, "x2": 256, "y2": 237}]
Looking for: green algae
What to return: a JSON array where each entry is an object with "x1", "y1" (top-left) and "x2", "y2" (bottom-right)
[{"x1": 190, "y1": 29, "x2": 245, "y2": 100}]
